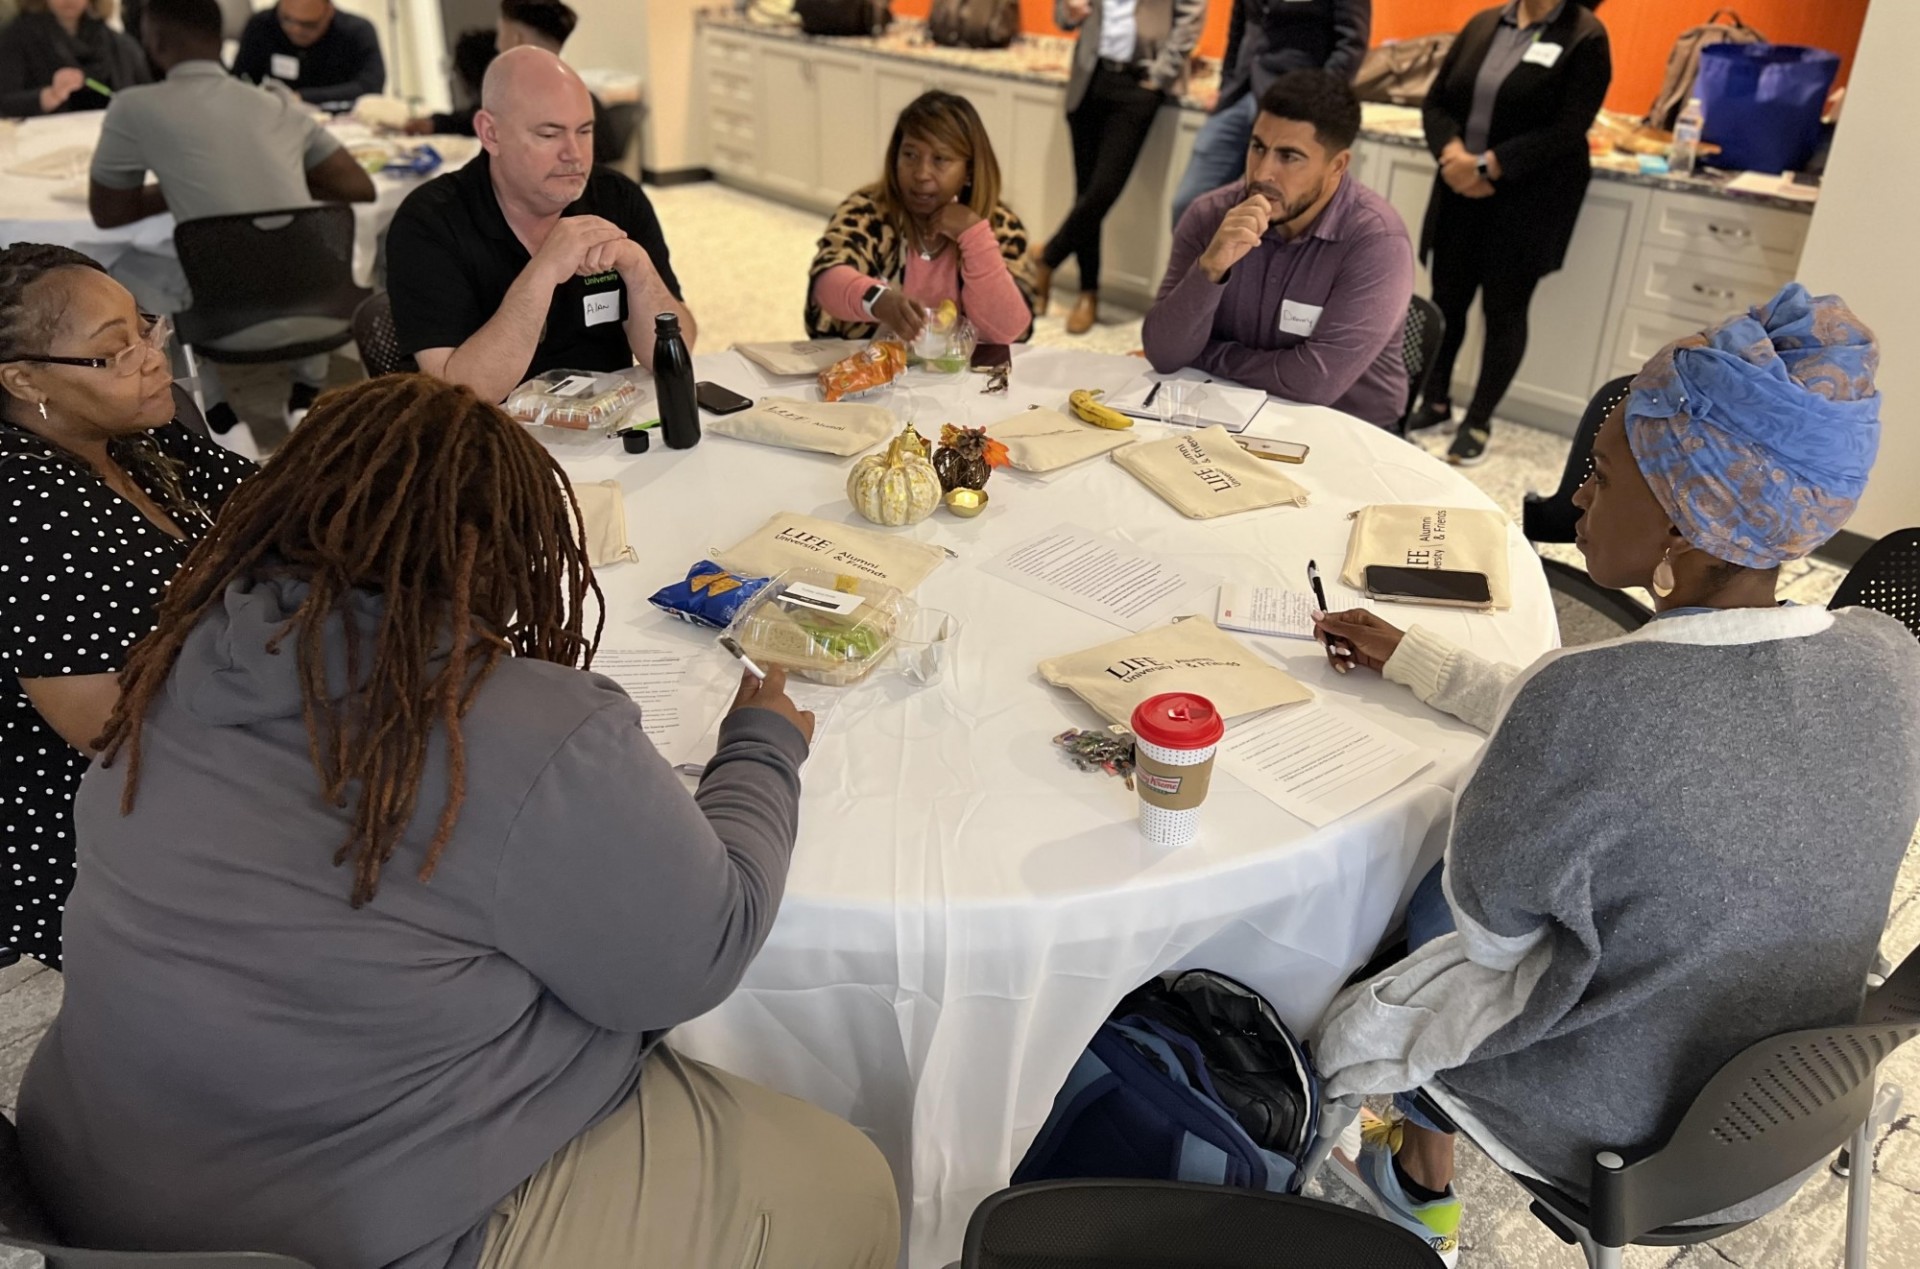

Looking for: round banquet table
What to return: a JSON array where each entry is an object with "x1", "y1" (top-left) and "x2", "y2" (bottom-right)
[
  {"x1": 538, "y1": 345, "x2": 1559, "y2": 1268},
  {"x1": 0, "y1": 110, "x2": 473, "y2": 287}
]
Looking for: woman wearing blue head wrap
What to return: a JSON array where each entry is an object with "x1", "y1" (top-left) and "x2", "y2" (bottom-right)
[{"x1": 1298, "y1": 282, "x2": 1920, "y2": 1263}]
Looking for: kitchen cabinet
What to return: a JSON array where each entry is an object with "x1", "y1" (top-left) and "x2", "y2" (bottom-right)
[
  {"x1": 757, "y1": 44, "x2": 822, "y2": 203},
  {"x1": 815, "y1": 50, "x2": 876, "y2": 198}
]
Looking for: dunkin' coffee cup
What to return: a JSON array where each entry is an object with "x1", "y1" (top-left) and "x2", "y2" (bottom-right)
[{"x1": 1130, "y1": 692, "x2": 1224, "y2": 846}]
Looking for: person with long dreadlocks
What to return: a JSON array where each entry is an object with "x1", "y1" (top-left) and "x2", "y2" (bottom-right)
[
  {"x1": 17, "y1": 374, "x2": 901, "y2": 1269},
  {"x1": 0, "y1": 243, "x2": 253, "y2": 969}
]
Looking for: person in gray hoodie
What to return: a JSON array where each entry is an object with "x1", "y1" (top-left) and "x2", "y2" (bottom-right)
[
  {"x1": 1308, "y1": 283, "x2": 1920, "y2": 1266},
  {"x1": 17, "y1": 374, "x2": 901, "y2": 1269}
]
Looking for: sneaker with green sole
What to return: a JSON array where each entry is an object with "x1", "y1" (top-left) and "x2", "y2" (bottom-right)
[{"x1": 1330, "y1": 1110, "x2": 1462, "y2": 1266}]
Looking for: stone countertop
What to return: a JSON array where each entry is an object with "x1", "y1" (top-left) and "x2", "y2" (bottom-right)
[{"x1": 698, "y1": 9, "x2": 1818, "y2": 213}]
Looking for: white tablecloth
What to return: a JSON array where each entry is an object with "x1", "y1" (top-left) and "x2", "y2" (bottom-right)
[
  {"x1": 0, "y1": 112, "x2": 470, "y2": 287},
  {"x1": 543, "y1": 346, "x2": 1558, "y2": 1267}
]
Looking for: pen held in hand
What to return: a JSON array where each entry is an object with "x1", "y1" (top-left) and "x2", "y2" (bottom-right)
[
  {"x1": 84, "y1": 78, "x2": 113, "y2": 98},
  {"x1": 1306, "y1": 559, "x2": 1352, "y2": 671},
  {"x1": 716, "y1": 634, "x2": 767, "y2": 682}
]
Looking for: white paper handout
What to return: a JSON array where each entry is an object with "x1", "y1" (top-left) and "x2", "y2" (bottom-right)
[
  {"x1": 1214, "y1": 586, "x2": 1319, "y2": 640},
  {"x1": 1103, "y1": 369, "x2": 1268, "y2": 433},
  {"x1": 984, "y1": 525, "x2": 1219, "y2": 632},
  {"x1": 1219, "y1": 698, "x2": 1436, "y2": 828},
  {"x1": 593, "y1": 646, "x2": 698, "y2": 759}
]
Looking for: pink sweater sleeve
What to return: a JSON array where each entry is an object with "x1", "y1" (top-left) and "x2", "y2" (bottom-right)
[
  {"x1": 812, "y1": 265, "x2": 883, "y2": 325},
  {"x1": 955, "y1": 219, "x2": 1032, "y2": 343}
]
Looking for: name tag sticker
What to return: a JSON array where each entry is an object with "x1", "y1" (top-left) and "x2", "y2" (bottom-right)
[
  {"x1": 583, "y1": 291, "x2": 621, "y2": 328},
  {"x1": 1278, "y1": 300, "x2": 1324, "y2": 338},
  {"x1": 270, "y1": 53, "x2": 300, "y2": 81},
  {"x1": 1522, "y1": 41, "x2": 1563, "y2": 68}
]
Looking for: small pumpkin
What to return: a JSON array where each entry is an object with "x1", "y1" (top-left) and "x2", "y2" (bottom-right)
[
  {"x1": 848, "y1": 427, "x2": 942, "y2": 526},
  {"x1": 933, "y1": 424, "x2": 1010, "y2": 492}
]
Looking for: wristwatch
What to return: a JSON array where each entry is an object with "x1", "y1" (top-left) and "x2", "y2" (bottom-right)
[
  {"x1": 860, "y1": 283, "x2": 887, "y2": 319},
  {"x1": 1475, "y1": 155, "x2": 1493, "y2": 181}
]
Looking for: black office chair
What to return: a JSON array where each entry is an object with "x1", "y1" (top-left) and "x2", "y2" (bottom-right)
[
  {"x1": 1, "y1": 1112, "x2": 316, "y2": 1268},
  {"x1": 350, "y1": 292, "x2": 417, "y2": 379},
  {"x1": 957, "y1": 1179, "x2": 1446, "y2": 1268},
  {"x1": 1390, "y1": 942, "x2": 1920, "y2": 1269},
  {"x1": 1521, "y1": 375, "x2": 1652, "y2": 631},
  {"x1": 171, "y1": 206, "x2": 370, "y2": 410},
  {"x1": 170, "y1": 382, "x2": 210, "y2": 439},
  {"x1": 1828, "y1": 528, "x2": 1920, "y2": 641},
  {"x1": 1396, "y1": 296, "x2": 1445, "y2": 437}
]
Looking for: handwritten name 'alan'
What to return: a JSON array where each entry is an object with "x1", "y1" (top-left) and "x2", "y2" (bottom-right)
[{"x1": 1103, "y1": 654, "x2": 1241, "y2": 683}]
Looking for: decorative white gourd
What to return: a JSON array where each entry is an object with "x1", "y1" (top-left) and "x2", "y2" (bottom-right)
[{"x1": 848, "y1": 427, "x2": 942, "y2": 527}]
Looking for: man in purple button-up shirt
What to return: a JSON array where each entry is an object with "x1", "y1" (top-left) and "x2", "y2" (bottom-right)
[{"x1": 1144, "y1": 71, "x2": 1414, "y2": 430}]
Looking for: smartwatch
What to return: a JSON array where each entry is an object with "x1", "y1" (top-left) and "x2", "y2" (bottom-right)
[{"x1": 860, "y1": 283, "x2": 887, "y2": 319}]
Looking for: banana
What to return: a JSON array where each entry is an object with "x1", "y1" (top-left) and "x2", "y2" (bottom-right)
[{"x1": 1069, "y1": 388, "x2": 1133, "y2": 430}]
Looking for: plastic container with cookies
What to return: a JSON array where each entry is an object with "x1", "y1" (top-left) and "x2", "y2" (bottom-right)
[
  {"x1": 504, "y1": 370, "x2": 643, "y2": 432},
  {"x1": 723, "y1": 568, "x2": 908, "y2": 685}
]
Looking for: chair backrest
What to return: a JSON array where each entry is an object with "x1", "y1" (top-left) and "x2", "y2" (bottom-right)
[
  {"x1": 1828, "y1": 528, "x2": 1920, "y2": 641},
  {"x1": 169, "y1": 383, "x2": 210, "y2": 439},
  {"x1": 0, "y1": 1114, "x2": 58, "y2": 1248},
  {"x1": 962, "y1": 1179, "x2": 1445, "y2": 1268},
  {"x1": 1397, "y1": 296, "x2": 1445, "y2": 435},
  {"x1": 351, "y1": 293, "x2": 417, "y2": 379},
  {"x1": 172, "y1": 207, "x2": 368, "y2": 349},
  {"x1": 1522, "y1": 374, "x2": 1634, "y2": 544},
  {"x1": 1589, "y1": 941, "x2": 1920, "y2": 1247}
]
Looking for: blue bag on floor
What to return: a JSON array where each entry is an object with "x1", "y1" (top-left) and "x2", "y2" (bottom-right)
[
  {"x1": 1013, "y1": 970, "x2": 1320, "y2": 1193},
  {"x1": 1696, "y1": 43, "x2": 1839, "y2": 174}
]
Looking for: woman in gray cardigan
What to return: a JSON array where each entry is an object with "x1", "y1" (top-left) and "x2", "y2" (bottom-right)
[
  {"x1": 19, "y1": 375, "x2": 900, "y2": 1269},
  {"x1": 1308, "y1": 283, "x2": 1920, "y2": 1266},
  {"x1": 1032, "y1": 0, "x2": 1205, "y2": 335},
  {"x1": 0, "y1": 0, "x2": 148, "y2": 116}
]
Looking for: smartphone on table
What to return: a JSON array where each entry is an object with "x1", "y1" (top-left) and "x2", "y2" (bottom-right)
[
  {"x1": 1364, "y1": 565, "x2": 1494, "y2": 610},
  {"x1": 970, "y1": 343, "x2": 1012, "y2": 373},
  {"x1": 1236, "y1": 437, "x2": 1309, "y2": 464},
  {"x1": 694, "y1": 381, "x2": 754, "y2": 415}
]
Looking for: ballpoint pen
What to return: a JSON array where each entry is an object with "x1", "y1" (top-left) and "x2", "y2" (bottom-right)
[
  {"x1": 84, "y1": 78, "x2": 113, "y2": 99},
  {"x1": 716, "y1": 634, "x2": 768, "y2": 682},
  {"x1": 1142, "y1": 381, "x2": 1161, "y2": 410},
  {"x1": 1307, "y1": 560, "x2": 1349, "y2": 669}
]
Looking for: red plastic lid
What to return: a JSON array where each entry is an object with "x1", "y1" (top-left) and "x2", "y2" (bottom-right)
[{"x1": 1130, "y1": 693, "x2": 1225, "y2": 750}]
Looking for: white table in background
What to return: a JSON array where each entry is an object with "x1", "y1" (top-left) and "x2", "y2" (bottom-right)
[
  {"x1": 542, "y1": 346, "x2": 1558, "y2": 1268},
  {"x1": 0, "y1": 111, "x2": 472, "y2": 287}
]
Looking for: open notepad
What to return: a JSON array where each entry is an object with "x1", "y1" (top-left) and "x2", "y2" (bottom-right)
[{"x1": 1103, "y1": 369, "x2": 1268, "y2": 434}]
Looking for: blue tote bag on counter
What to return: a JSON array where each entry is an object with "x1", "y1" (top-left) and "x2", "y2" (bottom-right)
[{"x1": 1696, "y1": 42, "x2": 1839, "y2": 175}]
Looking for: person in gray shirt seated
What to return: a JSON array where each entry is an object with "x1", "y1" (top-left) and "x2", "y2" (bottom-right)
[
  {"x1": 1305, "y1": 283, "x2": 1920, "y2": 1266},
  {"x1": 17, "y1": 374, "x2": 902, "y2": 1269},
  {"x1": 87, "y1": 0, "x2": 374, "y2": 440}
]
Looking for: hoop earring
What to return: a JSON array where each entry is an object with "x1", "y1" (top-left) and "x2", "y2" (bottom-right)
[{"x1": 1651, "y1": 548, "x2": 1677, "y2": 598}]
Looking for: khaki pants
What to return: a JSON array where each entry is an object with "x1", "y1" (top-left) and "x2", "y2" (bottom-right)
[{"x1": 477, "y1": 1047, "x2": 901, "y2": 1269}]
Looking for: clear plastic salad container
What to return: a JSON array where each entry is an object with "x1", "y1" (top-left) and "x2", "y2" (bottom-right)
[
  {"x1": 723, "y1": 568, "x2": 909, "y2": 685},
  {"x1": 503, "y1": 369, "x2": 642, "y2": 432}
]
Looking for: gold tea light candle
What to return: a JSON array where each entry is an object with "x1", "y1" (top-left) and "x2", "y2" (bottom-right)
[{"x1": 945, "y1": 488, "x2": 988, "y2": 517}]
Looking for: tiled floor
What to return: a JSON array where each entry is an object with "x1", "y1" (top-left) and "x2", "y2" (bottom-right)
[{"x1": 6, "y1": 180, "x2": 1914, "y2": 1265}]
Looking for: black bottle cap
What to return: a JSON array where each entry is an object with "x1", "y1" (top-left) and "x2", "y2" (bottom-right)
[
  {"x1": 654, "y1": 312, "x2": 681, "y2": 334},
  {"x1": 621, "y1": 426, "x2": 651, "y2": 454}
]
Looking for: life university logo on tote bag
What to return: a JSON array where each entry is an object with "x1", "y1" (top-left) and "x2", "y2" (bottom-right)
[{"x1": 1113, "y1": 426, "x2": 1309, "y2": 519}]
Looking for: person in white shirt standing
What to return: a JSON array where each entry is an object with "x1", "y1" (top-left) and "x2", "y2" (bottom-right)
[{"x1": 1034, "y1": 0, "x2": 1206, "y2": 335}]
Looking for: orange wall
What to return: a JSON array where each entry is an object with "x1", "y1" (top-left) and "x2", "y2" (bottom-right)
[{"x1": 891, "y1": 0, "x2": 1869, "y2": 117}]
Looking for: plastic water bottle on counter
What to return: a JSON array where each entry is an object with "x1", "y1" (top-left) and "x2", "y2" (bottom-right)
[{"x1": 1670, "y1": 98, "x2": 1706, "y2": 178}]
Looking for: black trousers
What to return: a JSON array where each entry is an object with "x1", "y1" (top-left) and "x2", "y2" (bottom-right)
[
  {"x1": 1044, "y1": 64, "x2": 1163, "y2": 294},
  {"x1": 1424, "y1": 203, "x2": 1546, "y2": 433}
]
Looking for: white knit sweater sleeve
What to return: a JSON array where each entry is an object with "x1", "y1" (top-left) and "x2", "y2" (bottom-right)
[{"x1": 1381, "y1": 625, "x2": 1522, "y2": 735}]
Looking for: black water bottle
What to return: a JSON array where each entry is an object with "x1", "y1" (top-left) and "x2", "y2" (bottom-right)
[{"x1": 654, "y1": 312, "x2": 700, "y2": 450}]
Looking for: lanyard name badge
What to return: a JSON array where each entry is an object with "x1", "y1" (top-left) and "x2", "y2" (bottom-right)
[{"x1": 270, "y1": 52, "x2": 300, "y2": 81}]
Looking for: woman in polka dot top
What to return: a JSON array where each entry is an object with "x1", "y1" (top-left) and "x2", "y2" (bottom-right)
[{"x1": 0, "y1": 244, "x2": 253, "y2": 968}]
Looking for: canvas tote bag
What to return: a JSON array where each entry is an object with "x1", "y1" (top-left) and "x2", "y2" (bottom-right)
[
  {"x1": 708, "y1": 397, "x2": 896, "y2": 457},
  {"x1": 1114, "y1": 426, "x2": 1309, "y2": 519},
  {"x1": 713, "y1": 512, "x2": 950, "y2": 593},
  {"x1": 1338, "y1": 505, "x2": 1513, "y2": 609},
  {"x1": 571, "y1": 480, "x2": 637, "y2": 568},
  {"x1": 989, "y1": 407, "x2": 1136, "y2": 473},
  {"x1": 1039, "y1": 619, "x2": 1312, "y2": 727},
  {"x1": 734, "y1": 340, "x2": 867, "y2": 377}
]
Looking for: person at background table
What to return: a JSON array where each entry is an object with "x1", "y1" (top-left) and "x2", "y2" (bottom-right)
[
  {"x1": 1169, "y1": 0, "x2": 1368, "y2": 229},
  {"x1": 401, "y1": 0, "x2": 621, "y2": 169},
  {"x1": 232, "y1": 0, "x2": 383, "y2": 107},
  {"x1": 1032, "y1": 0, "x2": 1206, "y2": 337},
  {"x1": 1413, "y1": 0, "x2": 1611, "y2": 467},
  {"x1": 806, "y1": 90, "x2": 1038, "y2": 345},
  {"x1": 0, "y1": 244, "x2": 253, "y2": 971},
  {"x1": 1142, "y1": 71, "x2": 1412, "y2": 429},
  {"x1": 16, "y1": 373, "x2": 901, "y2": 1269},
  {"x1": 387, "y1": 46, "x2": 691, "y2": 404},
  {"x1": 1305, "y1": 284, "x2": 1916, "y2": 1266},
  {"x1": 89, "y1": 0, "x2": 374, "y2": 440},
  {"x1": 0, "y1": 0, "x2": 149, "y2": 117}
]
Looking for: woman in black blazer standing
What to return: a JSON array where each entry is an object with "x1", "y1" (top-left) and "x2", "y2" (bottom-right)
[{"x1": 1415, "y1": 0, "x2": 1610, "y2": 465}]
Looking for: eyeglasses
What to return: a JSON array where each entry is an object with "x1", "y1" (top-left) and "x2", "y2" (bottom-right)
[
  {"x1": 280, "y1": 12, "x2": 329, "y2": 32},
  {"x1": 14, "y1": 314, "x2": 173, "y2": 377}
]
